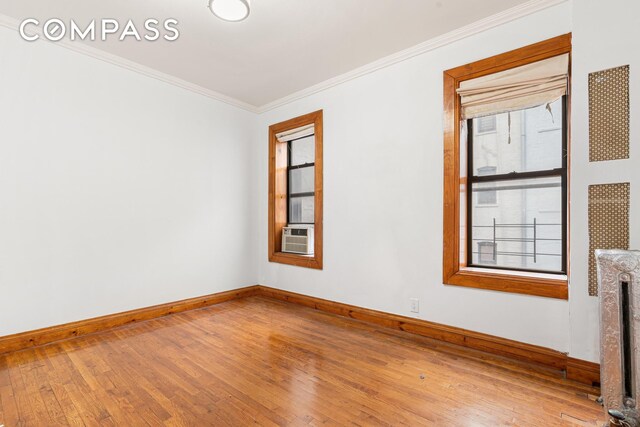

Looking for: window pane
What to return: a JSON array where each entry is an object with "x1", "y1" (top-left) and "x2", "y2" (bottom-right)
[
  {"x1": 477, "y1": 116, "x2": 496, "y2": 133},
  {"x1": 291, "y1": 135, "x2": 315, "y2": 166},
  {"x1": 477, "y1": 183, "x2": 497, "y2": 205},
  {"x1": 471, "y1": 176, "x2": 563, "y2": 272},
  {"x1": 290, "y1": 166, "x2": 314, "y2": 194},
  {"x1": 477, "y1": 166, "x2": 497, "y2": 205},
  {"x1": 471, "y1": 99, "x2": 563, "y2": 175},
  {"x1": 478, "y1": 242, "x2": 497, "y2": 264},
  {"x1": 290, "y1": 196, "x2": 315, "y2": 224}
]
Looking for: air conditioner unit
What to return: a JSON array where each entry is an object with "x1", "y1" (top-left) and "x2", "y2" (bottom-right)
[{"x1": 282, "y1": 226, "x2": 314, "y2": 255}]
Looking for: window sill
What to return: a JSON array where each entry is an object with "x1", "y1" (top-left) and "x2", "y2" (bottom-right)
[
  {"x1": 462, "y1": 266, "x2": 567, "y2": 281},
  {"x1": 444, "y1": 267, "x2": 568, "y2": 299},
  {"x1": 269, "y1": 252, "x2": 323, "y2": 270}
]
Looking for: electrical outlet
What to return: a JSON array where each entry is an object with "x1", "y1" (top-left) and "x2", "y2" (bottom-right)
[{"x1": 410, "y1": 298, "x2": 419, "y2": 313}]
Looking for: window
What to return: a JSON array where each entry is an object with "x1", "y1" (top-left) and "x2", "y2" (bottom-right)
[
  {"x1": 443, "y1": 34, "x2": 571, "y2": 299},
  {"x1": 288, "y1": 135, "x2": 315, "y2": 224},
  {"x1": 476, "y1": 166, "x2": 497, "y2": 205},
  {"x1": 478, "y1": 241, "x2": 497, "y2": 264},
  {"x1": 268, "y1": 110, "x2": 323, "y2": 269},
  {"x1": 476, "y1": 116, "x2": 496, "y2": 133},
  {"x1": 468, "y1": 99, "x2": 567, "y2": 274}
]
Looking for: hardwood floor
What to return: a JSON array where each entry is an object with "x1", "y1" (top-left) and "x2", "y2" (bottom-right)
[{"x1": 0, "y1": 296, "x2": 603, "y2": 426}]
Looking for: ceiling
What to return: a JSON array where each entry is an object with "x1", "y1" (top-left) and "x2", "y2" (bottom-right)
[{"x1": 0, "y1": 0, "x2": 533, "y2": 109}]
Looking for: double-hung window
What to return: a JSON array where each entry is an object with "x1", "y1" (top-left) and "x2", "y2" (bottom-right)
[
  {"x1": 268, "y1": 111, "x2": 323, "y2": 269},
  {"x1": 443, "y1": 34, "x2": 571, "y2": 299},
  {"x1": 287, "y1": 131, "x2": 316, "y2": 225},
  {"x1": 467, "y1": 98, "x2": 567, "y2": 274}
]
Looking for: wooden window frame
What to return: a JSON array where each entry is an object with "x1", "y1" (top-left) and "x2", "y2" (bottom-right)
[
  {"x1": 268, "y1": 110, "x2": 323, "y2": 269},
  {"x1": 443, "y1": 34, "x2": 571, "y2": 300}
]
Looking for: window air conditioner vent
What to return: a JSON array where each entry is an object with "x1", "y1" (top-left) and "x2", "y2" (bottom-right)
[{"x1": 282, "y1": 226, "x2": 314, "y2": 255}]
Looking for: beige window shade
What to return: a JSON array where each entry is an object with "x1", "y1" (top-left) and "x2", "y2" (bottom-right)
[
  {"x1": 276, "y1": 124, "x2": 314, "y2": 142},
  {"x1": 457, "y1": 54, "x2": 569, "y2": 119}
]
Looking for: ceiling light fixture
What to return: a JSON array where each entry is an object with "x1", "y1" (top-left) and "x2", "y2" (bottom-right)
[{"x1": 209, "y1": 0, "x2": 250, "y2": 22}]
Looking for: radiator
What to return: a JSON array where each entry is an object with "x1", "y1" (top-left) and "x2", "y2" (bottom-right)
[{"x1": 597, "y1": 249, "x2": 640, "y2": 426}]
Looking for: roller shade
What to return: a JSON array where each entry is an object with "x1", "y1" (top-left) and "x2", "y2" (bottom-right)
[
  {"x1": 457, "y1": 54, "x2": 569, "y2": 119},
  {"x1": 276, "y1": 124, "x2": 314, "y2": 142}
]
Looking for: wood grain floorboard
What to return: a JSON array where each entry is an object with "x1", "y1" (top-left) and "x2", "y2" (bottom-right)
[{"x1": 0, "y1": 296, "x2": 603, "y2": 426}]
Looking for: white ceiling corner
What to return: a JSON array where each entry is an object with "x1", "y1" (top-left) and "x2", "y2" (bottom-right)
[{"x1": 0, "y1": 0, "x2": 567, "y2": 113}]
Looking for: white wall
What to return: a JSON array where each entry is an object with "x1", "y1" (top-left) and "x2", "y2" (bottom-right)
[
  {"x1": 0, "y1": 26, "x2": 257, "y2": 336},
  {"x1": 569, "y1": 0, "x2": 640, "y2": 361},
  {"x1": 256, "y1": 3, "x2": 574, "y2": 354}
]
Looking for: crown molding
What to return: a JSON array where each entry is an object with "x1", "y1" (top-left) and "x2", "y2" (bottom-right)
[
  {"x1": 0, "y1": 0, "x2": 567, "y2": 115},
  {"x1": 0, "y1": 14, "x2": 259, "y2": 113},
  {"x1": 256, "y1": 0, "x2": 568, "y2": 113}
]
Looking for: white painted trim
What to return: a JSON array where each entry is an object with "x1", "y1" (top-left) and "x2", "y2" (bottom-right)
[
  {"x1": 0, "y1": 0, "x2": 567, "y2": 114},
  {"x1": 0, "y1": 14, "x2": 259, "y2": 113},
  {"x1": 257, "y1": 0, "x2": 568, "y2": 113}
]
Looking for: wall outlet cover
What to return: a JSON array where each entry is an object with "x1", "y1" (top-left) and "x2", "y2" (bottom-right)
[{"x1": 410, "y1": 298, "x2": 419, "y2": 313}]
